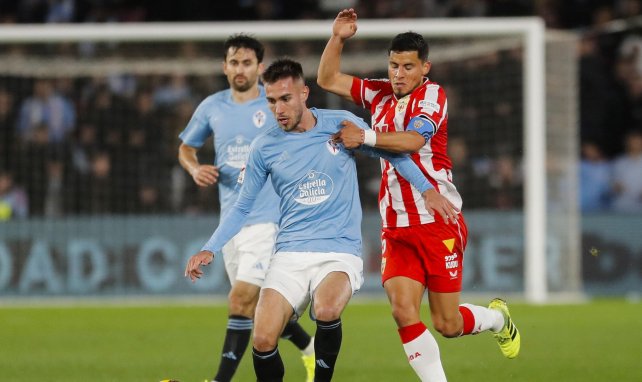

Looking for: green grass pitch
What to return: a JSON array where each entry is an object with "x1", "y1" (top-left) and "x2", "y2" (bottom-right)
[{"x1": 1, "y1": 298, "x2": 640, "y2": 381}]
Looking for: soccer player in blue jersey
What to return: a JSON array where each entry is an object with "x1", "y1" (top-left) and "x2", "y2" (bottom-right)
[
  {"x1": 185, "y1": 58, "x2": 457, "y2": 382},
  {"x1": 178, "y1": 35, "x2": 314, "y2": 382}
]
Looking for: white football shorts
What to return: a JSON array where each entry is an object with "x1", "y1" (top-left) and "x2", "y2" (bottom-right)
[
  {"x1": 263, "y1": 251, "x2": 364, "y2": 318},
  {"x1": 221, "y1": 222, "x2": 277, "y2": 287}
]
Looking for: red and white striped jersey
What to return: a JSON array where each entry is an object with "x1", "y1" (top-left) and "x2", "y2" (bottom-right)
[{"x1": 351, "y1": 77, "x2": 462, "y2": 228}]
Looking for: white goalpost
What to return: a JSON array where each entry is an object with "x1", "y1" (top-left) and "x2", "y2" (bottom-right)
[{"x1": 0, "y1": 19, "x2": 579, "y2": 303}]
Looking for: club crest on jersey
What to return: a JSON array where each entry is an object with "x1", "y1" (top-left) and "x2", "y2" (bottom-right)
[
  {"x1": 253, "y1": 110, "x2": 267, "y2": 128},
  {"x1": 326, "y1": 139, "x2": 340, "y2": 155},
  {"x1": 277, "y1": 150, "x2": 290, "y2": 163},
  {"x1": 396, "y1": 95, "x2": 410, "y2": 114},
  {"x1": 293, "y1": 170, "x2": 334, "y2": 205}
]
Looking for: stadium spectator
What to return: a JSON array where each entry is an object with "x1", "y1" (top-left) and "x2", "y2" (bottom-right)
[
  {"x1": 15, "y1": 123, "x2": 56, "y2": 216},
  {"x1": 118, "y1": 89, "x2": 166, "y2": 213},
  {"x1": 0, "y1": 87, "x2": 16, "y2": 169},
  {"x1": 152, "y1": 73, "x2": 192, "y2": 107},
  {"x1": 617, "y1": 0, "x2": 642, "y2": 18},
  {"x1": 580, "y1": 34, "x2": 631, "y2": 157},
  {"x1": 580, "y1": 140, "x2": 612, "y2": 212},
  {"x1": 45, "y1": 0, "x2": 75, "y2": 23},
  {"x1": 611, "y1": 129, "x2": 642, "y2": 212},
  {"x1": 178, "y1": 35, "x2": 315, "y2": 382},
  {"x1": 76, "y1": 149, "x2": 114, "y2": 214},
  {"x1": 446, "y1": 0, "x2": 487, "y2": 17},
  {"x1": 448, "y1": 136, "x2": 489, "y2": 209},
  {"x1": 487, "y1": 0, "x2": 532, "y2": 17},
  {"x1": 16, "y1": 78, "x2": 76, "y2": 145},
  {"x1": 317, "y1": 9, "x2": 520, "y2": 381},
  {"x1": 488, "y1": 153, "x2": 523, "y2": 210},
  {"x1": 185, "y1": 57, "x2": 447, "y2": 382},
  {"x1": 42, "y1": 154, "x2": 66, "y2": 217},
  {"x1": 0, "y1": 168, "x2": 28, "y2": 220},
  {"x1": 83, "y1": 83, "x2": 128, "y2": 148},
  {"x1": 134, "y1": 174, "x2": 168, "y2": 214},
  {"x1": 68, "y1": 119, "x2": 98, "y2": 180}
]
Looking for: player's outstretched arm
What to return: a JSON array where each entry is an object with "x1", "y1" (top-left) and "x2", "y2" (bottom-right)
[
  {"x1": 178, "y1": 143, "x2": 219, "y2": 187},
  {"x1": 332, "y1": 121, "x2": 425, "y2": 152},
  {"x1": 185, "y1": 148, "x2": 270, "y2": 283},
  {"x1": 317, "y1": 8, "x2": 359, "y2": 100}
]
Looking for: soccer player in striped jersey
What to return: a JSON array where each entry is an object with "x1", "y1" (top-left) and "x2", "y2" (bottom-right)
[
  {"x1": 185, "y1": 58, "x2": 455, "y2": 382},
  {"x1": 317, "y1": 8, "x2": 521, "y2": 381},
  {"x1": 178, "y1": 35, "x2": 314, "y2": 382}
]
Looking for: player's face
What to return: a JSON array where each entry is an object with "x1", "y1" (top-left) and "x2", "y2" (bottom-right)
[
  {"x1": 223, "y1": 47, "x2": 263, "y2": 92},
  {"x1": 265, "y1": 77, "x2": 309, "y2": 133},
  {"x1": 388, "y1": 51, "x2": 431, "y2": 98}
]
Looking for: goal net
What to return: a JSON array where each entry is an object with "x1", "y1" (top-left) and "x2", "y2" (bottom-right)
[{"x1": 0, "y1": 19, "x2": 579, "y2": 302}]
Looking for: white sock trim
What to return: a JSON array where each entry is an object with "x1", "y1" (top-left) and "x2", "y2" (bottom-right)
[{"x1": 301, "y1": 336, "x2": 315, "y2": 356}]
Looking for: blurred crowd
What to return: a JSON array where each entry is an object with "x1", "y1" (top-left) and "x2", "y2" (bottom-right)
[
  {"x1": 0, "y1": 0, "x2": 640, "y2": 27},
  {"x1": 1, "y1": 0, "x2": 642, "y2": 219},
  {"x1": 0, "y1": 73, "x2": 225, "y2": 218}
]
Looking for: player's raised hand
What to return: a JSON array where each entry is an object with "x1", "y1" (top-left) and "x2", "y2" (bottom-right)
[
  {"x1": 422, "y1": 189, "x2": 459, "y2": 225},
  {"x1": 332, "y1": 120, "x2": 364, "y2": 149},
  {"x1": 333, "y1": 8, "x2": 358, "y2": 41},
  {"x1": 184, "y1": 250, "x2": 215, "y2": 282},
  {"x1": 191, "y1": 164, "x2": 219, "y2": 187}
]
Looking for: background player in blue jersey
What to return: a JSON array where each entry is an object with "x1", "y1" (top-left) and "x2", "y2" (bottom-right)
[
  {"x1": 185, "y1": 58, "x2": 456, "y2": 382},
  {"x1": 178, "y1": 35, "x2": 314, "y2": 382}
]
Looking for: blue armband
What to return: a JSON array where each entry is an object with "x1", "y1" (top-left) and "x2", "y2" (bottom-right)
[{"x1": 407, "y1": 116, "x2": 437, "y2": 143}]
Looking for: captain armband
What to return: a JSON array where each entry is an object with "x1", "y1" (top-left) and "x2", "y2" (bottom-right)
[{"x1": 406, "y1": 116, "x2": 437, "y2": 143}]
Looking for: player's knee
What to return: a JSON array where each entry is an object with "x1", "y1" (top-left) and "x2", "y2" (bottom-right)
[
  {"x1": 228, "y1": 291, "x2": 257, "y2": 316},
  {"x1": 432, "y1": 317, "x2": 461, "y2": 338},
  {"x1": 390, "y1": 303, "x2": 420, "y2": 327},
  {"x1": 313, "y1": 303, "x2": 342, "y2": 322},
  {"x1": 253, "y1": 331, "x2": 278, "y2": 352}
]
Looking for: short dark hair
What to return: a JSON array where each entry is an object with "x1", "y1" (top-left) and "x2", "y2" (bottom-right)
[
  {"x1": 388, "y1": 31, "x2": 429, "y2": 61},
  {"x1": 262, "y1": 58, "x2": 304, "y2": 85},
  {"x1": 224, "y1": 33, "x2": 265, "y2": 63}
]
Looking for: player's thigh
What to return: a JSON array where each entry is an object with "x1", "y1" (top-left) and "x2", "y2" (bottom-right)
[
  {"x1": 427, "y1": 290, "x2": 463, "y2": 333},
  {"x1": 383, "y1": 276, "x2": 425, "y2": 326},
  {"x1": 416, "y1": 219, "x2": 467, "y2": 293},
  {"x1": 313, "y1": 272, "x2": 351, "y2": 320},
  {"x1": 384, "y1": 276, "x2": 425, "y2": 310},
  {"x1": 381, "y1": 227, "x2": 427, "y2": 286},
  {"x1": 262, "y1": 252, "x2": 314, "y2": 319},
  {"x1": 310, "y1": 252, "x2": 363, "y2": 320}
]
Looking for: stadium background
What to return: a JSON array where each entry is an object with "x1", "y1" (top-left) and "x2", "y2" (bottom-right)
[
  {"x1": 1, "y1": 0, "x2": 640, "y2": 298},
  {"x1": 1, "y1": 1, "x2": 641, "y2": 381}
]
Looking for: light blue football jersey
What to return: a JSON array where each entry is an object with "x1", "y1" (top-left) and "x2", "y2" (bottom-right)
[
  {"x1": 179, "y1": 86, "x2": 279, "y2": 226},
  {"x1": 202, "y1": 108, "x2": 432, "y2": 257}
]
